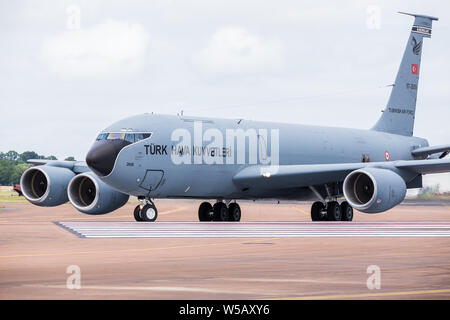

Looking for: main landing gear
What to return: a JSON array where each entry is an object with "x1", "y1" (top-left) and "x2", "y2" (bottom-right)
[
  {"x1": 198, "y1": 201, "x2": 241, "y2": 222},
  {"x1": 310, "y1": 200, "x2": 353, "y2": 222},
  {"x1": 134, "y1": 198, "x2": 158, "y2": 222}
]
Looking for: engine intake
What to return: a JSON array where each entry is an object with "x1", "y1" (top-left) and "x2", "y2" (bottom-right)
[
  {"x1": 343, "y1": 168, "x2": 406, "y2": 213},
  {"x1": 68, "y1": 172, "x2": 129, "y2": 215},
  {"x1": 20, "y1": 166, "x2": 75, "y2": 206}
]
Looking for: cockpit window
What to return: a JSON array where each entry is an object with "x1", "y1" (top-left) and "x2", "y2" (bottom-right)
[
  {"x1": 107, "y1": 133, "x2": 125, "y2": 140},
  {"x1": 97, "y1": 132, "x2": 151, "y2": 143},
  {"x1": 96, "y1": 133, "x2": 108, "y2": 141},
  {"x1": 124, "y1": 133, "x2": 135, "y2": 143},
  {"x1": 135, "y1": 133, "x2": 151, "y2": 141}
]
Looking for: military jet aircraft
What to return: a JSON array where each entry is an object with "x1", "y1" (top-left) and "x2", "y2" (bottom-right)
[{"x1": 20, "y1": 12, "x2": 450, "y2": 222}]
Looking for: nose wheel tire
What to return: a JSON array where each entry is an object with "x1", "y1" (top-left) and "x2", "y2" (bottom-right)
[
  {"x1": 140, "y1": 203, "x2": 158, "y2": 222},
  {"x1": 213, "y1": 202, "x2": 229, "y2": 221},
  {"x1": 340, "y1": 201, "x2": 354, "y2": 221},
  {"x1": 134, "y1": 205, "x2": 143, "y2": 222},
  {"x1": 228, "y1": 203, "x2": 241, "y2": 222},
  {"x1": 198, "y1": 202, "x2": 213, "y2": 221}
]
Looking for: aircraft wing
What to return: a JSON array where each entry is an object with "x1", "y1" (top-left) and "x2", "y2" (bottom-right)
[
  {"x1": 27, "y1": 159, "x2": 89, "y2": 174},
  {"x1": 232, "y1": 158, "x2": 450, "y2": 189}
]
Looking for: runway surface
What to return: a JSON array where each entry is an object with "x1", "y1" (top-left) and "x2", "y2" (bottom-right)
[
  {"x1": 55, "y1": 221, "x2": 450, "y2": 238},
  {"x1": 1, "y1": 200, "x2": 450, "y2": 299}
]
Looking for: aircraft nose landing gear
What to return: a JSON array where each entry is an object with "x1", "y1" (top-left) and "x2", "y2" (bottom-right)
[{"x1": 134, "y1": 198, "x2": 158, "y2": 222}]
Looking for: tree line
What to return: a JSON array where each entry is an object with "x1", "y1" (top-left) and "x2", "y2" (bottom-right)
[{"x1": 0, "y1": 151, "x2": 76, "y2": 185}]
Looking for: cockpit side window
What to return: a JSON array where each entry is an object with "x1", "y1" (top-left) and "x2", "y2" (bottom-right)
[
  {"x1": 134, "y1": 133, "x2": 152, "y2": 142},
  {"x1": 98, "y1": 132, "x2": 151, "y2": 143},
  {"x1": 124, "y1": 133, "x2": 135, "y2": 143}
]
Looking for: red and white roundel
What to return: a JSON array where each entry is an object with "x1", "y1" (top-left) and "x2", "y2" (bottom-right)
[{"x1": 385, "y1": 150, "x2": 390, "y2": 161}]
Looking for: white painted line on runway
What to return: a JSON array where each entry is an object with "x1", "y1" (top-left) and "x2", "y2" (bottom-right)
[
  {"x1": 54, "y1": 221, "x2": 450, "y2": 238},
  {"x1": 24, "y1": 284, "x2": 257, "y2": 295}
]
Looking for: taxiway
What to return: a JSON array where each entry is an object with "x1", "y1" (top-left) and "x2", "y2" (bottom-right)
[{"x1": 0, "y1": 200, "x2": 449, "y2": 299}]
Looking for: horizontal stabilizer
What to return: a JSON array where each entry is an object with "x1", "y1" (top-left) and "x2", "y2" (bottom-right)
[
  {"x1": 412, "y1": 144, "x2": 450, "y2": 158},
  {"x1": 395, "y1": 158, "x2": 450, "y2": 174}
]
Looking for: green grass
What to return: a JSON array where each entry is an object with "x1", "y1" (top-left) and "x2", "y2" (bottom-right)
[
  {"x1": 0, "y1": 187, "x2": 27, "y2": 204},
  {"x1": 416, "y1": 193, "x2": 450, "y2": 200},
  {"x1": 0, "y1": 195, "x2": 28, "y2": 204},
  {"x1": 0, "y1": 186, "x2": 140, "y2": 205}
]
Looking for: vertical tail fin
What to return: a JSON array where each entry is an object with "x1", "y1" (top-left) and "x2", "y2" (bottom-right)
[{"x1": 372, "y1": 12, "x2": 438, "y2": 136}]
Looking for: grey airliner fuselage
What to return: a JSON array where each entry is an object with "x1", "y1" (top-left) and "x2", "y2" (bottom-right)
[{"x1": 94, "y1": 114, "x2": 428, "y2": 201}]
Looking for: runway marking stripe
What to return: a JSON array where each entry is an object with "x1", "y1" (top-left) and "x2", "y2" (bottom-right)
[
  {"x1": 66, "y1": 226, "x2": 450, "y2": 230},
  {"x1": 54, "y1": 221, "x2": 450, "y2": 239},
  {"x1": 221, "y1": 277, "x2": 362, "y2": 285},
  {"x1": 22, "y1": 284, "x2": 450, "y2": 299},
  {"x1": 58, "y1": 221, "x2": 450, "y2": 224},
  {"x1": 24, "y1": 284, "x2": 257, "y2": 295},
  {"x1": 274, "y1": 288, "x2": 450, "y2": 300},
  {"x1": 83, "y1": 235, "x2": 450, "y2": 239}
]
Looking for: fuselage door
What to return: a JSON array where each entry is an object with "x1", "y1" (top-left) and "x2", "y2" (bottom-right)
[{"x1": 139, "y1": 170, "x2": 164, "y2": 192}]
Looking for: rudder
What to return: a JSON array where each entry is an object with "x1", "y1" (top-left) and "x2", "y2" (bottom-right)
[{"x1": 372, "y1": 12, "x2": 438, "y2": 136}]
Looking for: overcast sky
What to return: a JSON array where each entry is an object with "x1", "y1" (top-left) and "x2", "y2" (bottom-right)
[{"x1": 1, "y1": 0, "x2": 449, "y2": 190}]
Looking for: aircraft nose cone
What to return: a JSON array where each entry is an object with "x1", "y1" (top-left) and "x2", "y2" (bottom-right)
[{"x1": 86, "y1": 140, "x2": 131, "y2": 177}]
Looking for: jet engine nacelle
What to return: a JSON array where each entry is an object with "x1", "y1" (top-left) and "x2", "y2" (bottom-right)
[
  {"x1": 20, "y1": 166, "x2": 75, "y2": 206},
  {"x1": 343, "y1": 168, "x2": 406, "y2": 213},
  {"x1": 68, "y1": 172, "x2": 129, "y2": 215}
]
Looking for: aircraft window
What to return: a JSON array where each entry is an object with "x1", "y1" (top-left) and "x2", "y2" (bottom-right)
[
  {"x1": 125, "y1": 134, "x2": 135, "y2": 143},
  {"x1": 107, "y1": 133, "x2": 125, "y2": 140},
  {"x1": 134, "y1": 133, "x2": 151, "y2": 142},
  {"x1": 99, "y1": 132, "x2": 151, "y2": 142},
  {"x1": 96, "y1": 133, "x2": 108, "y2": 140}
]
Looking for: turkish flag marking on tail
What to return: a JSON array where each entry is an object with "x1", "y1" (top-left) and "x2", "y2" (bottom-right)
[{"x1": 411, "y1": 64, "x2": 418, "y2": 75}]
